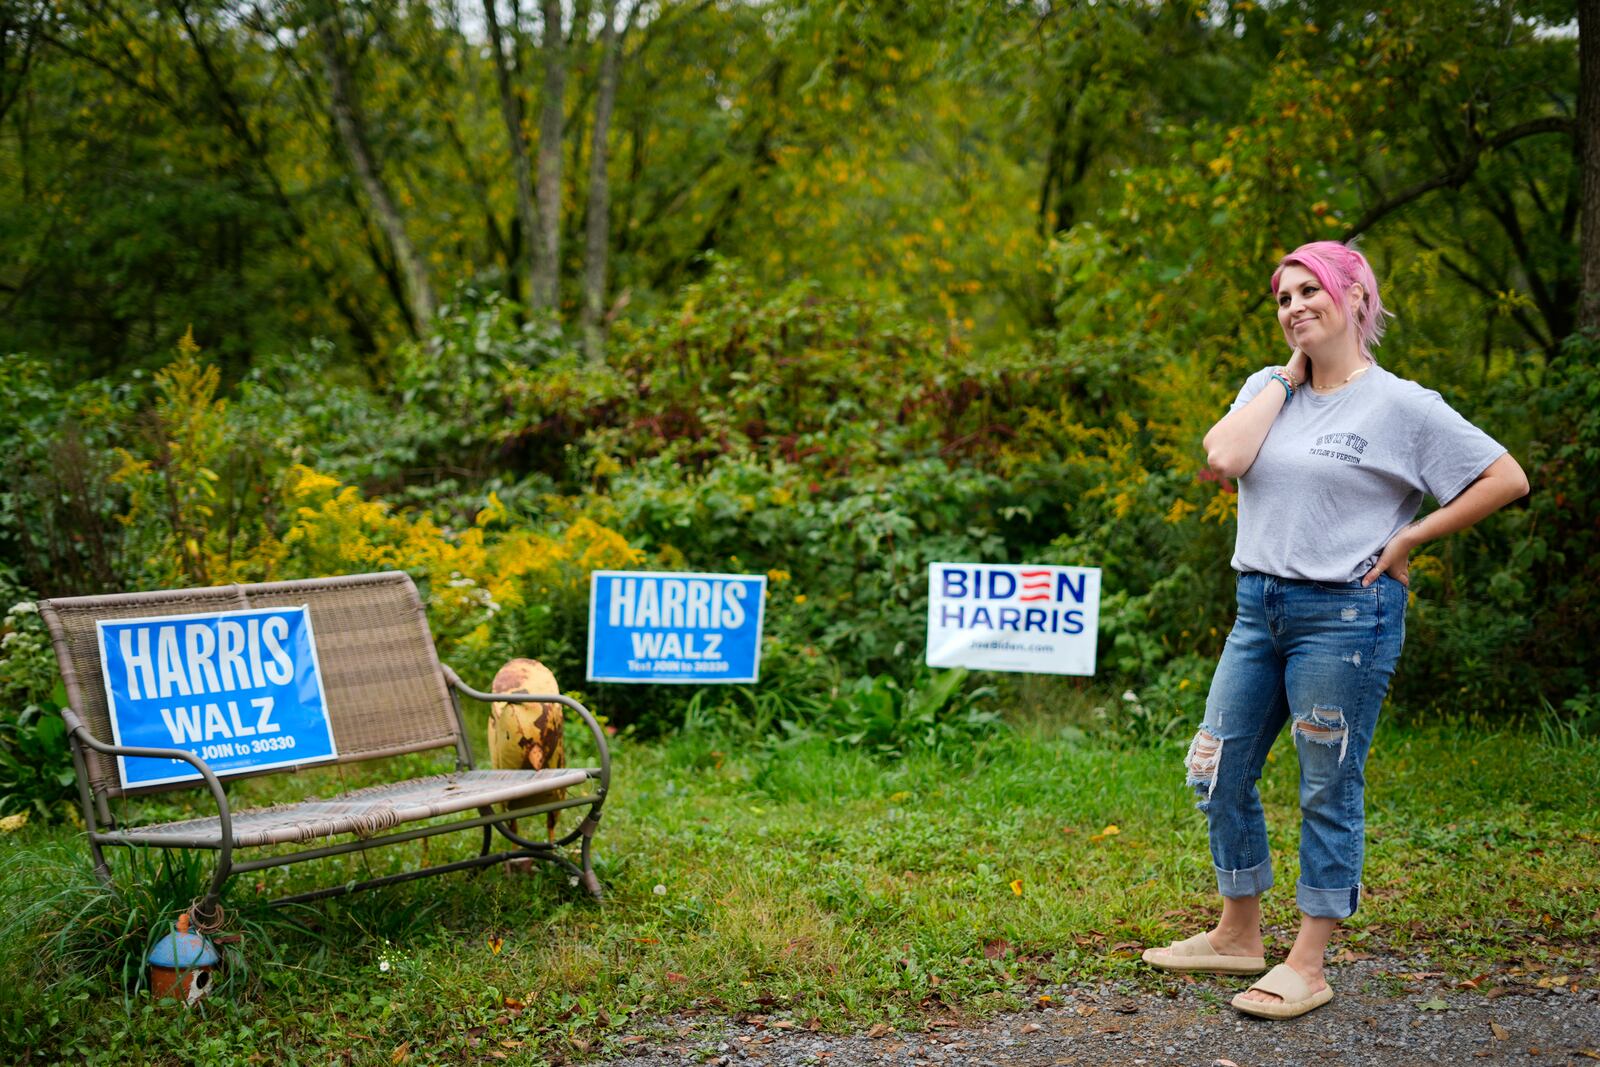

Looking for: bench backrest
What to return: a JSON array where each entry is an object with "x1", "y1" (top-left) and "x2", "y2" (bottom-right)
[{"x1": 39, "y1": 572, "x2": 462, "y2": 799}]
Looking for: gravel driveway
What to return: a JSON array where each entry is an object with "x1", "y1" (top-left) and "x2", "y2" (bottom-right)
[{"x1": 596, "y1": 955, "x2": 1600, "y2": 1066}]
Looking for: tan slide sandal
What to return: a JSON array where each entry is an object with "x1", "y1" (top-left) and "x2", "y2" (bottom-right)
[
  {"x1": 1231, "y1": 963, "x2": 1335, "y2": 1019},
  {"x1": 1141, "y1": 932, "x2": 1267, "y2": 975}
]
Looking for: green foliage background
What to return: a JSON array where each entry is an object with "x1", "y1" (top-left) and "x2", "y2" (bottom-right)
[{"x1": 3, "y1": 1, "x2": 1597, "y2": 816}]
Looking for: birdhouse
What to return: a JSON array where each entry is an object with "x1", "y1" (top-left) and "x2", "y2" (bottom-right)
[{"x1": 147, "y1": 912, "x2": 219, "y2": 1005}]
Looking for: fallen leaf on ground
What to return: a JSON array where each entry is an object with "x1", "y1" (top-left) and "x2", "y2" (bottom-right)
[
  {"x1": 866, "y1": 1023, "x2": 892, "y2": 1039},
  {"x1": 1575, "y1": 1050, "x2": 1600, "y2": 1061},
  {"x1": 665, "y1": 972, "x2": 688, "y2": 983},
  {"x1": 1455, "y1": 974, "x2": 1490, "y2": 990},
  {"x1": 1021, "y1": 1023, "x2": 1043, "y2": 1034},
  {"x1": 1089, "y1": 824, "x2": 1121, "y2": 844},
  {"x1": 1330, "y1": 949, "x2": 1373, "y2": 963},
  {"x1": 1417, "y1": 998, "x2": 1449, "y2": 1011},
  {"x1": 984, "y1": 938, "x2": 1012, "y2": 959},
  {"x1": 1010, "y1": 879, "x2": 1024, "y2": 896},
  {"x1": 1490, "y1": 1023, "x2": 1508, "y2": 1040},
  {"x1": 390, "y1": 1044, "x2": 410, "y2": 1065}
]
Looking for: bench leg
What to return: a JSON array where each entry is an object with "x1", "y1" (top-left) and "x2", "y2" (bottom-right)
[
  {"x1": 88, "y1": 838, "x2": 113, "y2": 887},
  {"x1": 578, "y1": 814, "x2": 602, "y2": 900},
  {"x1": 192, "y1": 853, "x2": 232, "y2": 929},
  {"x1": 487, "y1": 808, "x2": 603, "y2": 899}
]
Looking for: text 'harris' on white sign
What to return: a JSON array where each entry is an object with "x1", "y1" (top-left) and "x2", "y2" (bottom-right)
[{"x1": 925, "y1": 562, "x2": 1102, "y2": 677}]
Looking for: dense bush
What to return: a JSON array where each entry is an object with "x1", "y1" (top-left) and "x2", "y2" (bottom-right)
[
  {"x1": 0, "y1": 588, "x2": 76, "y2": 821},
  {"x1": 1391, "y1": 336, "x2": 1600, "y2": 717},
  {"x1": 0, "y1": 270, "x2": 1582, "y2": 817}
]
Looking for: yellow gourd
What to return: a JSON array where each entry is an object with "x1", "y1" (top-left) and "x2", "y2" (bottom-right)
[{"x1": 487, "y1": 658, "x2": 566, "y2": 841}]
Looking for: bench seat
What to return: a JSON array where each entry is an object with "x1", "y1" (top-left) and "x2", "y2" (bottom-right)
[{"x1": 107, "y1": 768, "x2": 596, "y2": 849}]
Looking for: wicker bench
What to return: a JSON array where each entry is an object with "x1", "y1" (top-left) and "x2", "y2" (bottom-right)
[{"x1": 38, "y1": 571, "x2": 609, "y2": 920}]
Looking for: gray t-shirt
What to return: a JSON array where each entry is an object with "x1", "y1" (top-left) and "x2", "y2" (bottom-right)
[{"x1": 1229, "y1": 365, "x2": 1506, "y2": 583}]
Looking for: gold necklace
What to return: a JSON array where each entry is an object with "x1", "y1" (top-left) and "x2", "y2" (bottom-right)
[{"x1": 1310, "y1": 364, "x2": 1371, "y2": 394}]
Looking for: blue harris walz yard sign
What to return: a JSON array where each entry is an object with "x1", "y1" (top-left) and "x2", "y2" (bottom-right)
[
  {"x1": 587, "y1": 571, "x2": 767, "y2": 684},
  {"x1": 96, "y1": 606, "x2": 338, "y2": 788}
]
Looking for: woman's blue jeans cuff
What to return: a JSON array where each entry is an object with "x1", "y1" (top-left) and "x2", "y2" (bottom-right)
[
  {"x1": 1214, "y1": 858, "x2": 1273, "y2": 899},
  {"x1": 1297, "y1": 881, "x2": 1361, "y2": 919}
]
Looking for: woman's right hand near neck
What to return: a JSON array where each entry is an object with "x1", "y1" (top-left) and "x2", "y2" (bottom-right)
[{"x1": 1285, "y1": 345, "x2": 1308, "y2": 386}]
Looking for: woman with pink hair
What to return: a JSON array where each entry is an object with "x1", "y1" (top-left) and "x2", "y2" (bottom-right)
[{"x1": 1141, "y1": 240, "x2": 1529, "y2": 1019}]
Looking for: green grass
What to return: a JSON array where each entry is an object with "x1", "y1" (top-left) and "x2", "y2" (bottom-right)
[{"x1": 1, "y1": 711, "x2": 1596, "y2": 1065}]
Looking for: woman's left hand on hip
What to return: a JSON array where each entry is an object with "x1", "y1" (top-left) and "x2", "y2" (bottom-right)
[{"x1": 1361, "y1": 534, "x2": 1411, "y2": 587}]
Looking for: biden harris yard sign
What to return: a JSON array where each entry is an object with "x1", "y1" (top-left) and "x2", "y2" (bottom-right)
[
  {"x1": 926, "y1": 563, "x2": 1101, "y2": 676},
  {"x1": 587, "y1": 571, "x2": 767, "y2": 684},
  {"x1": 95, "y1": 606, "x2": 338, "y2": 788}
]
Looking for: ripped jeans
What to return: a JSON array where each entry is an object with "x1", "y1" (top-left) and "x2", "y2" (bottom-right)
[{"x1": 1186, "y1": 571, "x2": 1406, "y2": 919}]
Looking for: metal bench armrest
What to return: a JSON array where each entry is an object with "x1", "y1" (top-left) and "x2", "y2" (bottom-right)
[
  {"x1": 440, "y1": 665, "x2": 611, "y2": 796},
  {"x1": 61, "y1": 706, "x2": 235, "y2": 867}
]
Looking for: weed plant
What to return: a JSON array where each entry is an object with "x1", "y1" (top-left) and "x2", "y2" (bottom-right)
[{"x1": 0, "y1": 842, "x2": 260, "y2": 1023}]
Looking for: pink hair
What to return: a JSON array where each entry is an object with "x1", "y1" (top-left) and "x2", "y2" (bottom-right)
[{"x1": 1270, "y1": 240, "x2": 1390, "y2": 360}]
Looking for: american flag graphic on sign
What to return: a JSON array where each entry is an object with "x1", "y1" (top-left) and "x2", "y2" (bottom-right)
[{"x1": 1018, "y1": 570, "x2": 1053, "y2": 602}]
